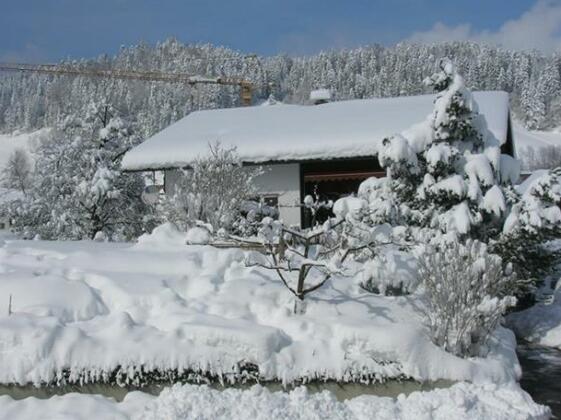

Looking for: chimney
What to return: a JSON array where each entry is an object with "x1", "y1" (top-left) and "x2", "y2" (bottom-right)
[{"x1": 310, "y1": 89, "x2": 331, "y2": 105}]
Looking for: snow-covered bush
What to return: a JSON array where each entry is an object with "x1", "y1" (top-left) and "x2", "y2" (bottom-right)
[
  {"x1": 360, "y1": 249, "x2": 418, "y2": 296},
  {"x1": 331, "y1": 194, "x2": 420, "y2": 296},
  {"x1": 419, "y1": 239, "x2": 517, "y2": 357},
  {"x1": 302, "y1": 192, "x2": 334, "y2": 227},
  {"x1": 185, "y1": 224, "x2": 213, "y2": 245},
  {"x1": 232, "y1": 198, "x2": 279, "y2": 237},
  {"x1": 7, "y1": 103, "x2": 149, "y2": 240},
  {"x1": 158, "y1": 143, "x2": 262, "y2": 235}
]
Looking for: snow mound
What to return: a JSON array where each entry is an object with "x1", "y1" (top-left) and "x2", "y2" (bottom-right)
[
  {"x1": 0, "y1": 268, "x2": 107, "y2": 323},
  {"x1": 185, "y1": 226, "x2": 212, "y2": 245},
  {"x1": 0, "y1": 382, "x2": 549, "y2": 420},
  {"x1": 0, "y1": 236, "x2": 522, "y2": 386},
  {"x1": 135, "y1": 223, "x2": 186, "y2": 249}
]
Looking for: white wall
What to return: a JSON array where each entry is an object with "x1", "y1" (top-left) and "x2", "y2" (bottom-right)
[
  {"x1": 253, "y1": 163, "x2": 301, "y2": 227},
  {"x1": 164, "y1": 169, "x2": 182, "y2": 196},
  {"x1": 164, "y1": 163, "x2": 302, "y2": 227}
]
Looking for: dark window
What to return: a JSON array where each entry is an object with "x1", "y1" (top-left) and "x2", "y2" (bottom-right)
[
  {"x1": 262, "y1": 195, "x2": 279, "y2": 208},
  {"x1": 300, "y1": 157, "x2": 384, "y2": 227}
]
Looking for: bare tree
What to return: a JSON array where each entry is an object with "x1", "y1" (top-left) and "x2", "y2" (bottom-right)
[
  {"x1": 2, "y1": 148, "x2": 32, "y2": 195},
  {"x1": 239, "y1": 216, "x2": 403, "y2": 313},
  {"x1": 159, "y1": 143, "x2": 263, "y2": 233}
]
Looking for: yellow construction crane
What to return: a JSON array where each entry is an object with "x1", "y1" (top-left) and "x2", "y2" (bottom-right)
[{"x1": 0, "y1": 62, "x2": 254, "y2": 106}]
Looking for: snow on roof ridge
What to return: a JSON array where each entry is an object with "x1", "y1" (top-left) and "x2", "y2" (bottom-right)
[{"x1": 122, "y1": 91, "x2": 510, "y2": 171}]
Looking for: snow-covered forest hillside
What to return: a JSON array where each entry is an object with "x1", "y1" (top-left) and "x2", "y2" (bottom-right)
[{"x1": 1, "y1": 39, "x2": 561, "y2": 138}]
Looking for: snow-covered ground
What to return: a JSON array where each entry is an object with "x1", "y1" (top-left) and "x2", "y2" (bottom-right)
[
  {"x1": 0, "y1": 225, "x2": 520, "y2": 386},
  {"x1": 514, "y1": 123, "x2": 561, "y2": 153},
  {"x1": 508, "y1": 286, "x2": 561, "y2": 350},
  {"x1": 0, "y1": 382, "x2": 550, "y2": 420},
  {"x1": 514, "y1": 123, "x2": 561, "y2": 169}
]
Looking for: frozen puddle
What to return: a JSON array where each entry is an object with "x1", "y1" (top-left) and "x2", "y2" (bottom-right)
[{"x1": 0, "y1": 379, "x2": 454, "y2": 402}]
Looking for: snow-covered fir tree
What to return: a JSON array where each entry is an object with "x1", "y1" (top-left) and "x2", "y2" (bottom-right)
[
  {"x1": 375, "y1": 58, "x2": 520, "y2": 239},
  {"x1": 7, "y1": 103, "x2": 149, "y2": 240}
]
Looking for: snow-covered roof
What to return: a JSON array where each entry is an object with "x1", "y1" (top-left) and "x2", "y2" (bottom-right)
[
  {"x1": 310, "y1": 89, "x2": 332, "y2": 102},
  {"x1": 122, "y1": 91, "x2": 510, "y2": 171}
]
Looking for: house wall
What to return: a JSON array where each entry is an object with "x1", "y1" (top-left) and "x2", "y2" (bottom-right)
[
  {"x1": 253, "y1": 163, "x2": 301, "y2": 227},
  {"x1": 164, "y1": 163, "x2": 302, "y2": 227},
  {"x1": 164, "y1": 169, "x2": 182, "y2": 196}
]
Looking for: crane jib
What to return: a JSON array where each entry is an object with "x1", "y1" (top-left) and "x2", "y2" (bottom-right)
[{"x1": 0, "y1": 62, "x2": 254, "y2": 106}]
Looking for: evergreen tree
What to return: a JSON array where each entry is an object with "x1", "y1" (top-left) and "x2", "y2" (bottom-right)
[{"x1": 375, "y1": 58, "x2": 518, "y2": 237}]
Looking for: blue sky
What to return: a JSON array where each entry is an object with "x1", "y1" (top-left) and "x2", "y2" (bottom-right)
[{"x1": 1, "y1": 0, "x2": 559, "y2": 62}]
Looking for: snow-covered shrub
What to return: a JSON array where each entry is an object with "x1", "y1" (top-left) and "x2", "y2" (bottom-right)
[
  {"x1": 158, "y1": 143, "x2": 262, "y2": 235},
  {"x1": 360, "y1": 250, "x2": 418, "y2": 296},
  {"x1": 7, "y1": 103, "x2": 149, "y2": 240},
  {"x1": 231, "y1": 198, "x2": 279, "y2": 237},
  {"x1": 331, "y1": 194, "x2": 420, "y2": 295},
  {"x1": 302, "y1": 192, "x2": 334, "y2": 227},
  {"x1": 419, "y1": 239, "x2": 517, "y2": 357},
  {"x1": 185, "y1": 224, "x2": 213, "y2": 245}
]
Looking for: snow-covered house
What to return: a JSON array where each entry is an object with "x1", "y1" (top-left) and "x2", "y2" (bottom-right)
[{"x1": 122, "y1": 92, "x2": 514, "y2": 227}]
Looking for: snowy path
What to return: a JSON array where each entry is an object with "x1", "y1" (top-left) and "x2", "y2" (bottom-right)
[{"x1": 0, "y1": 382, "x2": 550, "y2": 420}]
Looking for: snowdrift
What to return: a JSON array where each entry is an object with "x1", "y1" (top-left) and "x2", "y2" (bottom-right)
[
  {"x1": 0, "y1": 382, "x2": 550, "y2": 420},
  {"x1": 0, "y1": 229, "x2": 520, "y2": 386}
]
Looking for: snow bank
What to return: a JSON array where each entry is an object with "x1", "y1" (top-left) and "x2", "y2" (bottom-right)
[
  {"x1": 507, "y1": 288, "x2": 561, "y2": 349},
  {"x1": 0, "y1": 235, "x2": 521, "y2": 386},
  {"x1": 0, "y1": 391, "x2": 148, "y2": 420},
  {"x1": 135, "y1": 223, "x2": 187, "y2": 249},
  {"x1": 0, "y1": 382, "x2": 550, "y2": 420}
]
